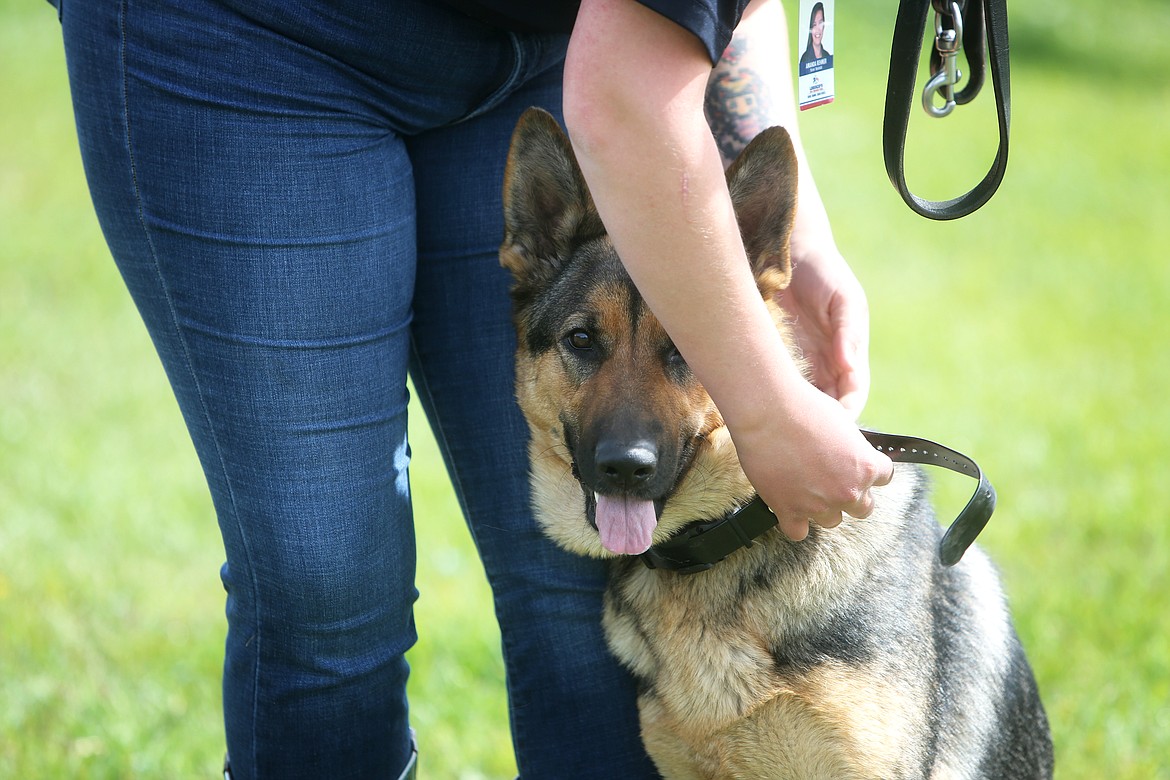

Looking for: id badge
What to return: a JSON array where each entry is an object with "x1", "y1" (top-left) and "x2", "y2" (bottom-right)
[{"x1": 798, "y1": 0, "x2": 835, "y2": 110}]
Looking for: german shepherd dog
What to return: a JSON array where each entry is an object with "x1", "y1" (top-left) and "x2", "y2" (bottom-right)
[{"x1": 500, "y1": 108, "x2": 1053, "y2": 779}]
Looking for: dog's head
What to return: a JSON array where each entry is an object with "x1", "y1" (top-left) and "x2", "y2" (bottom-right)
[{"x1": 500, "y1": 107, "x2": 800, "y2": 558}]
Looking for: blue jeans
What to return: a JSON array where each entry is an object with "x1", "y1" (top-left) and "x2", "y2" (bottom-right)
[{"x1": 58, "y1": 0, "x2": 657, "y2": 776}]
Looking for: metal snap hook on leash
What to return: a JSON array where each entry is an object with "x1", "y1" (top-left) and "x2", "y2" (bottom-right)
[{"x1": 922, "y1": 1, "x2": 964, "y2": 118}]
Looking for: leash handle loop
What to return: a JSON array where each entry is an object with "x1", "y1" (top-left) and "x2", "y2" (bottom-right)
[{"x1": 884, "y1": 0, "x2": 1011, "y2": 219}]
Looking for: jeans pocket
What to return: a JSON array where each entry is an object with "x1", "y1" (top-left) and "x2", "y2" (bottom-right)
[{"x1": 455, "y1": 30, "x2": 568, "y2": 126}]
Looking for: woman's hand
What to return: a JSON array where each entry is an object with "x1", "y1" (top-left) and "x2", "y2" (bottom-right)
[
  {"x1": 728, "y1": 368, "x2": 892, "y2": 541},
  {"x1": 776, "y1": 242, "x2": 871, "y2": 419}
]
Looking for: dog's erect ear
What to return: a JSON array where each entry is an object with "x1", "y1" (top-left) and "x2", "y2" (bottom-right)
[
  {"x1": 500, "y1": 108, "x2": 604, "y2": 286},
  {"x1": 726, "y1": 126, "x2": 799, "y2": 296}
]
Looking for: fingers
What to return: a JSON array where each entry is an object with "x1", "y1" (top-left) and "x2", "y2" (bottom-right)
[
  {"x1": 872, "y1": 452, "x2": 895, "y2": 487},
  {"x1": 773, "y1": 452, "x2": 895, "y2": 541},
  {"x1": 835, "y1": 385, "x2": 866, "y2": 422},
  {"x1": 776, "y1": 514, "x2": 811, "y2": 542},
  {"x1": 775, "y1": 509, "x2": 849, "y2": 542},
  {"x1": 839, "y1": 450, "x2": 894, "y2": 519},
  {"x1": 842, "y1": 491, "x2": 875, "y2": 521},
  {"x1": 833, "y1": 323, "x2": 870, "y2": 420},
  {"x1": 834, "y1": 367, "x2": 868, "y2": 421},
  {"x1": 811, "y1": 509, "x2": 845, "y2": 528}
]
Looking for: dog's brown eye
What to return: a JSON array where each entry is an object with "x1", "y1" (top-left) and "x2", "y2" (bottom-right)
[{"x1": 567, "y1": 329, "x2": 593, "y2": 350}]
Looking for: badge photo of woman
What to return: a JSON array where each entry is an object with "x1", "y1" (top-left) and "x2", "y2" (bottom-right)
[{"x1": 799, "y1": 1, "x2": 833, "y2": 75}]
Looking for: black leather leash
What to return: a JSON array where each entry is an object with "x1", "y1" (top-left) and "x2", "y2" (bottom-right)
[
  {"x1": 640, "y1": 430, "x2": 995, "y2": 574},
  {"x1": 883, "y1": 0, "x2": 1011, "y2": 219}
]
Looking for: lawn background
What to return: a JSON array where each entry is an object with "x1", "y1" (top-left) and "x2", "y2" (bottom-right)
[{"x1": 2, "y1": 0, "x2": 1167, "y2": 776}]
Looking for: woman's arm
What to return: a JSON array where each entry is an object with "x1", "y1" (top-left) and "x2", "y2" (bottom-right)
[
  {"x1": 705, "y1": 0, "x2": 872, "y2": 416},
  {"x1": 562, "y1": 0, "x2": 890, "y2": 539}
]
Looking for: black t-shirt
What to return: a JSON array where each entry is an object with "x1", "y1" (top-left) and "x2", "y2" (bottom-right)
[{"x1": 441, "y1": 0, "x2": 750, "y2": 64}]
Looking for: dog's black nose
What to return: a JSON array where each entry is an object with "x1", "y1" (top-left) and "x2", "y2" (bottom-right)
[{"x1": 595, "y1": 440, "x2": 658, "y2": 491}]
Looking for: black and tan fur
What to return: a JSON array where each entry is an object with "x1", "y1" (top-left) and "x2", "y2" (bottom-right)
[{"x1": 500, "y1": 108, "x2": 1052, "y2": 779}]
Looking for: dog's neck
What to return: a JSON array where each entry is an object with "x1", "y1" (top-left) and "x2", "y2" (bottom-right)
[{"x1": 639, "y1": 495, "x2": 778, "y2": 575}]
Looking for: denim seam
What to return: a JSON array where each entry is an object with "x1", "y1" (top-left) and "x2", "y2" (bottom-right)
[
  {"x1": 405, "y1": 329, "x2": 529, "y2": 763},
  {"x1": 119, "y1": 2, "x2": 262, "y2": 772},
  {"x1": 405, "y1": 333, "x2": 471, "y2": 522},
  {"x1": 453, "y1": 30, "x2": 526, "y2": 127}
]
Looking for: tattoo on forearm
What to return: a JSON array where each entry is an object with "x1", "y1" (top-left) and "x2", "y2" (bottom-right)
[{"x1": 705, "y1": 39, "x2": 775, "y2": 165}]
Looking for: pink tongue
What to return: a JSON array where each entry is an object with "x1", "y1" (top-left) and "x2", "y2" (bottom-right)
[{"x1": 595, "y1": 494, "x2": 658, "y2": 555}]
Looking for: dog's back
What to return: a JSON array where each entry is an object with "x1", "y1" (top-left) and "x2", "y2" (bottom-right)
[{"x1": 928, "y1": 522, "x2": 1054, "y2": 778}]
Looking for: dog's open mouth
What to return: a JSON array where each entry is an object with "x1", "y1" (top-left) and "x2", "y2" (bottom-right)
[{"x1": 584, "y1": 490, "x2": 667, "y2": 556}]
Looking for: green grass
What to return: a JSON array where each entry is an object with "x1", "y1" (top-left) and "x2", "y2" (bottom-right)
[{"x1": 3, "y1": 0, "x2": 1168, "y2": 777}]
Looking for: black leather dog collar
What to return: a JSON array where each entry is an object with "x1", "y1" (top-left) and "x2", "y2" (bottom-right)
[
  {"x1": 640, "y1": 495, "x2": 776, "y2": 575},
  {"x1": 639, "y1": 430, "x2": 995, "y2": 575},
  {"x1": 861, "y1": 429, "x2": 996, "y2": 566}
]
